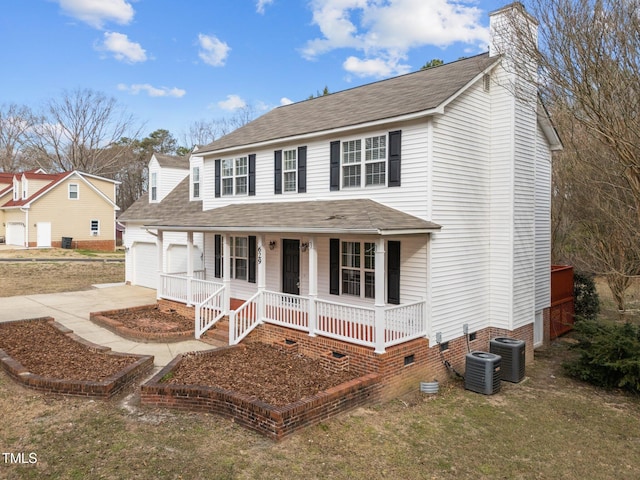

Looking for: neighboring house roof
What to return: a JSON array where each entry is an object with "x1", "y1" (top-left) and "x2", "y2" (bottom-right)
[
  {"x1": 154, "y1": 153, "x2": 189, "y2": 170},
  {"x1": 119, "y1": 177, "x2": 203, "y2": 223},
  {"x1": 196, "y1": 53, "x2": 499, "y2": 155},
  {"x1": 143, "y1": 198, "x2": 441, "y2": 235}
]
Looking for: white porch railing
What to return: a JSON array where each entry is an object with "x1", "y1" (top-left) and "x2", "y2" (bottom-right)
[
  {"x1": 384, "y1": 300, "x2": 428, "y2": 348},
  {"x1": 228, "y1": 291, "x2": 427, "y2": 353},
  {"x1": 229, "y1": 291, "x2": 261, "y2": 344},
  {"x1": 195, "y1": 285, "x2": 226, "y2": 339},
  {"x1": 316, "y1": 299, "x2": 376, "y2": 347},
  {"x1": 159, "y1": 273, "x2": 222, "y2": 305}
]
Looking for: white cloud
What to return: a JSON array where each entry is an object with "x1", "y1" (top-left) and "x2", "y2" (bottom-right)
[
  {"x1": 218, "y1": 94, "x2": 246, "y2": 111},
  {"x1": 57, "y1": 0, "x2": 134, "y2": 29},
  {"x1": 343, "y1": 55, "x2": 410, "y2": 78},
  {"x1": 280, "y1": 97, "x2": 294, "y2": 106},
  {"x1": 198, "y1": 34, "x2": 231, "y2": 67},
  {"x1": 100, "y1": 32, "x2": 147, "y2": 63},
  {"x1": 118, "y1": 83, "x2": 186, "y2": 98},
  {"x1": 302, "y1": 0, "x2": 491, "y2": 77},
  {"x1": 256, "y1": 0, "x2": 274, "y2": 14}
]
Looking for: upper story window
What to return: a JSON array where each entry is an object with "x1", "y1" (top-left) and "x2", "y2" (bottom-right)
[
  {"x1": 342, "y1": 135, "x2": 386, "y2": 188},
  {"x1": 13, "y1": 179, "x2": 19, "y2": 201},
  {"x1": 22, "y1": 178, "x2": 27, "y2": 199},
  {"x1": 150, "y1": 172, "x2": 157, "y2": 201},
  {"x1": 283, "y1": 149, "x2": 297, "y2": 193},
  {"x1": 222, "y1": 157, "x2": 248, "y2": 196},
  {"x1": 68, "y1": 183, "x2": 79, "y2": 200},
  {"x1": 192, "y1": 167, "x2": 200, "y2": 199}
]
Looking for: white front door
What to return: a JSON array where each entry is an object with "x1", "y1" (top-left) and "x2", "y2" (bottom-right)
[
  {"x1": 36, "y1": 222, "x2": 51, "y2": 247},
  {"x1": 6, "y1": 223, "x2": 25, "y2": 246}
]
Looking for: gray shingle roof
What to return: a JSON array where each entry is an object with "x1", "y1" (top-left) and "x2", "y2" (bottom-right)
[
  {"x1": 154, "y1": 153, "x2": 189, "y2": 169},
  {"x1": 144, "y1": 199, "x2": 441, "y2": 235},
  {"x1": 119, "y1": 177, "x2": 202, "y2": 223},
  {"x1": 196, "y1": 53, "x2": 498, "y2": 154}
]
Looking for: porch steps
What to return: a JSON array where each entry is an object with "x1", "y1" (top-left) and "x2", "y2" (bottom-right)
[{"x1": 201, "y1": 317, "x2": 229, "y2": 345}]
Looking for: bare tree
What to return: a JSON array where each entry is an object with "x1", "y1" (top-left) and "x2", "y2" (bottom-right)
[
  {"x1": 181, "y1": 105, "x2": 259, "y2": 152},
  {"x1": 28, "y1": 88, "x2": 141, "y2": 175},
  {"x1": 0, "y1": 103, "x2": 36, "y2": 172}
]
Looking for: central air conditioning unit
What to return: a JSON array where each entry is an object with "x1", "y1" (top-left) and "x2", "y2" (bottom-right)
[
  {"x1": 465, "y1": 351, "x2": 502, "y2": 395},
  {"x1": 490, "y1": 337, "x2": 526, "y2": 383}
]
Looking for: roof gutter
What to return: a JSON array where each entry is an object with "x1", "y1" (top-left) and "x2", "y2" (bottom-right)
[{"x1": 142, "y1": 225, "x2": 441, "y2": 235}]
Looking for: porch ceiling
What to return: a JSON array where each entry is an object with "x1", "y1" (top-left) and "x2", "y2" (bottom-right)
[{"x1": 145, "y1": 198, "x2": 441, "y2": 235}]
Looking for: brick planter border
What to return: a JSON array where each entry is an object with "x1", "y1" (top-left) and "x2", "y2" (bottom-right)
[
  {"x1": 90, "y1": 304, "x2": 194, "y2": 343},
  {"x1": 140, "y1": 346, "x2": 381, "y2": 441},
  {"x1": 0, "y1": 317, "x2": 154, "y2": 399}
]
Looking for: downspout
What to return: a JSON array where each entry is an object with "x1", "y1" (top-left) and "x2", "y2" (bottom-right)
[{"x1": 20, "y1": 207, "x2": 29, "y2": 248}]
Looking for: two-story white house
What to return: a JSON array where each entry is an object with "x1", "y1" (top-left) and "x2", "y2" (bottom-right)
[{"x1": 120, "y1": 4, "x2": 561, "y2": 394}]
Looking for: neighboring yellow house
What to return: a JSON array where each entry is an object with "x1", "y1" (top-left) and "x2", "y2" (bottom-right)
[{"x1": 0, "y1": 170, "x2": 120, "y2": 251}]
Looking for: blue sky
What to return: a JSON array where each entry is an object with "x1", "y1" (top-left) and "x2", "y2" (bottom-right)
[{"x1": 0, "y1": 0, "x2": 505, "y2": 144}]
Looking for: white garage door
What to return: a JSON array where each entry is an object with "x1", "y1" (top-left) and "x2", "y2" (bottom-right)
[
  {"x1": 6, "y1": 223, "x2": 25, "y2": 247},
  {"x1": 167, "y1": 244, "x2": 203, "y2": 273},
  {"x1": 133, "y1": 242, "x2": 158, "y2": 289}
]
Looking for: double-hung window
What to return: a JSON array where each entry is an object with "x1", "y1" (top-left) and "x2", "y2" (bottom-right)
[
  {"x1": 192, "y1": 167, "x2": 200, "y2": 199},
  {"x1": 230, "y1": 236, "x2": 248, "y2": 280},
  {"x1": 341, "y1": 135, "x2": 386, "y2": 188},
  {"x1": 69, "y1": 183, "x2": 79, "y2": 200},
  {"x1": 150, "y1": 172, "x2": 157, "y2": 201},
  {"x1": 222, "y1": 157, "x2": 248, "y2": 196},
  {"x1": 341, "y1": 241, "x2": 376, "y2": 299},
  {"x1": 283, "y1": 149, "x2": 297, "y2": 193}
]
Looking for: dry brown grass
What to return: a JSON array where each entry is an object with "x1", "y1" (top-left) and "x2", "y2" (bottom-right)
[
  {"x1": 0, "y1": 262, "x2": 124, "y2": 297},
  {"x1": 1, "y1": 340, "x2": 640, "y2": 480}
]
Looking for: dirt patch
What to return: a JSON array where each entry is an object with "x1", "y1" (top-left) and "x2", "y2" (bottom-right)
[
  {"x1": 164, "y1": 343, "x2": 360, "y2": 407},
  {"x1": 90, "y1": 305, "x2": 194, "y2": 342},
  {"x1": 0, "y1": 319, "x2": 139, "y2": 381},
  {"x1": 0, "y1": 262, "x2": 124, "y2": 297}
]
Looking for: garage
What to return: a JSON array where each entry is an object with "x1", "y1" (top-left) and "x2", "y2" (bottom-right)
[
  {"x1": 132, "y1": 242, "x2": 158, "y2": 289},
  {"x1": 6, "y1": 223, "x2": 25, "y2": 247},
  {"x1": 167, "y1": 244, "x2": 204, "y2": 273}
]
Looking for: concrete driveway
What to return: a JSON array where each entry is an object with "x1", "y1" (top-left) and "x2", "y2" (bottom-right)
[{"x1": 0, "y1": 284, "x2": 214, "y2": 369}]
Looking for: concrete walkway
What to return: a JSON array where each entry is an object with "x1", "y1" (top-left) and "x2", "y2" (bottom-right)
[{"x1": 0, "y1": 284, "x2": 215, "y2": 370}]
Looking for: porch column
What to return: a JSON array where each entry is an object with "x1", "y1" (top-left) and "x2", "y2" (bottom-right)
[
  {"x1": 308, "y1": 237, "x2": 317, "y2": 336},
  {"x1": 257, "y1": 235, "x2": 266, "y2": 321},
  {"x1": 222, "y1": 234, "x2": 231, "y2": 312},
  {"x1": 186, "y1": 231, "x2": 194, "y2": 306},
  {"x1": 156, "y1": 230, "x2": 164, "y2": 300},
  {"x1": 374, "y1": 237, "x2": 386, "y2": 354}
]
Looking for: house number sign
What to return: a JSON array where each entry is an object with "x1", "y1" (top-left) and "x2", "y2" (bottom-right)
[{"x1": 257, "y1": 246, "x2": 263, "y2": 264}]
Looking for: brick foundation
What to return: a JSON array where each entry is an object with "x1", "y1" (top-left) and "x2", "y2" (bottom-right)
[
  {"x1": 246, "y1": 321, "x2": 535, "y2": 402},
  {"x1": 157, "y1": 299, "x2": 196, "y2": 319},
  {"x1": 0, "y1": 318, "x2": 154, "y2": 399},
  {"x1": 42, "y1": 239, "x2": 116, "y2": 251},
  {"x1": 140, "y1": 347, "x2": 380, "y2": 441}
]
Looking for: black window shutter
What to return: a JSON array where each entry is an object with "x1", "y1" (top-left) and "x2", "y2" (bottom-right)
[
  {"x1": 298, "y1": 146, "x2": 307, "y2": 193},
  {"x1": 387, "y1": 240, "x2": 401, "y2": 304},
  {"x1": 329, "y1": 238, "x2": 340, "y2": 295},
  {"x1": 274, "y1": 150, "x2": 282, "y2": 195},
  {"x1": 214, "y1": 234, "x2": 222, "y2": 278},
  {"x1": 330, "y1": 141, "x2": 340, "y2": 191},
  {"x1": 214, "y1": 159, "x2": 221, "y2": 198},
  {"x1": 248, "y1": 235, "x2": 257, "y2": 283},
  {"x1": 248, "y1": 154, "x2": 256, "y2": 196},
  {"x1": 388, "y1": 130, "x2": 402, "y2": 187}
]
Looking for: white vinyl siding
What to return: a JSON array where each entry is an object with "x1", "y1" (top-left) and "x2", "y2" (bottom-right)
[
  {"x1": 534, "y1": 124, "x2": 552, "y2": 312},
  {"x1": 430, "y1": 81, "x2": 492, "y2": 342},
  {"x1": 148, "y1": 156, "x2": 189, "y2": 203}
]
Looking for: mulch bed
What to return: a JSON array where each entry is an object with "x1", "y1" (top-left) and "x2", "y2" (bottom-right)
[
  {"x1": 164, "y1": 343, "x2": 359, "y2": 406},
  {"x1": 90, "y1": 305, "x2": 194, "y2": 342},
  {"x1": 0, "y1": 319, "x2": 139, "y2": 381}
]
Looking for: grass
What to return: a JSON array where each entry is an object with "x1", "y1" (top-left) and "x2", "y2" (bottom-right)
[{"x1": 1, "y1": 340, "x2": 640, "y2": 479}]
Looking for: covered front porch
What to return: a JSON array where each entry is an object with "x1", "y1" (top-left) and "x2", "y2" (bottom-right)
[{"x1": 150, "y1": 199, "x2": 441, "y2": 354}]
